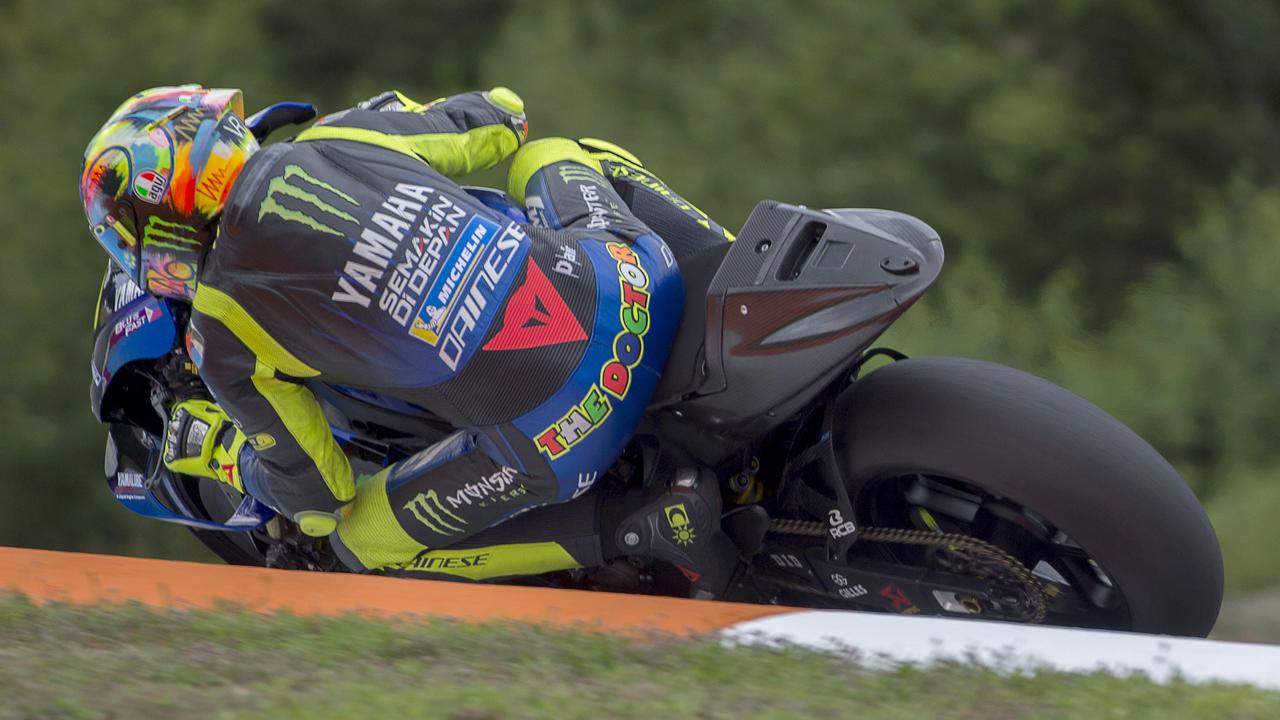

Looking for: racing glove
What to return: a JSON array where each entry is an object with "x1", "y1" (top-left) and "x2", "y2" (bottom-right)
[{"x1": 163, "y1": 399, "x2": 247, "y2": 492}]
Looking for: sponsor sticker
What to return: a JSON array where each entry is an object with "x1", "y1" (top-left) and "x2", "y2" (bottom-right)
[
  {"x1": 481, "y1": 262, "x2": 586, "y2": 352},
  {"x1": 141, "y1": 217, "x2": 201, "y2": 250},
  {"x1": 553, "y1": 242, "x2": 583, "y2": 278},
  {"x1": 107, "y1": 272, "x2": 145, "y2": 312},
  {"x1": 247, "y1": 433, "x2": 276, "y2": 452},
  {"x1": 259, "y1": 164, "x2": 359, "y2": 237},
  {"x1": 114, "y1": 471, "x2": 147, "y2": 499},
  {"x1": 443, "y1": 466, "x2": 524, "y2": 511},
  {"x1": 599, "y1": 242, "x2": 651, "y2": 400},
  {"x1": 133, "y1": 170, "x2": 168, "y2": 204},
  {"x1": 375, "y1": 189, "x2": 459, "y2": 322},
  {"x1": 836, "y1": 578, "x2": 869, "y2": 600},
  {"x1": 112, "y1": 305, "x2": 161, "y2": 343},
  {"x1": 664, "y1": 503, "x2": 696, "y2": 547},
  {"x1": 330, "y1": 182, "x2": 456, "y2": 317},
  {"x1": 524, "y1": 194, "x2": 549, "y2": 228},
  {"x1": 571, "y1": 471, "x2": 599, "y2": 500},
  {"x1": 830, "y1": 573, "x2": 868, "y2": 600},
  {"x1": 578, "y1": 182, "x2": 610, "y2": 229},
  {"x1": 409, "y1": 215, "x2": 499, "y2": 346},
  {"x1": 428, "y1": 223, "x2": 525, "y2": 371},
  {"x1": 402, "y1": 490, "x2": 468, "y2": 538},
  {"x1": 408, "y1": 551, "x2": 492, "y2": 572},
  {"x1": 828, "y1": 509, "x2": 856, "y2": 539},
  {"x1": 534, "y1": 241, "x2": 651, "y2": 459},
  {"x1": 769, "y1": 553, "x2": 804, "y2": 569},
  {"x1": 880, "y1": 584, "x2": 918, "y2": 613},
  {"x1": 534, "y1": 385, "x2": 612, "y2": 460}
]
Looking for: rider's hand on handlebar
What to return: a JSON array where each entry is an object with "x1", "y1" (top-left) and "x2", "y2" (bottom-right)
[
  {"x1": 353, "y1": 86, "x2": 529, "y2": 153},
  {"x1": 163, "y1": 399, "x2": 246, "y2": 491}
]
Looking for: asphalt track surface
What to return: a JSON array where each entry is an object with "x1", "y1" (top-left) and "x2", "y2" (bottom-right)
[{"x1": 4, "y1": 547, "x2": 1279, "y2": 689}]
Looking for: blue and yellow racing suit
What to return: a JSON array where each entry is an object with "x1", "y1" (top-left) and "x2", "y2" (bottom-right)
[{"x1": 189, "y1": 89, "x2": 714, "y2": 574}]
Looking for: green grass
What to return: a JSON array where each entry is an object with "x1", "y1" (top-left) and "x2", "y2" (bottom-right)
[
  {"x1": 0, "y1": 598, "x2": 1277, "y2": 719},
  {"x1": 1207, "y1": 471, "x2": 1280, "y2": 594}
]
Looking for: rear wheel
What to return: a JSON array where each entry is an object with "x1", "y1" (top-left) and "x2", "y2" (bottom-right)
[{"x1": 834, "y1": 356, "x2": 1223, "y2": 636}]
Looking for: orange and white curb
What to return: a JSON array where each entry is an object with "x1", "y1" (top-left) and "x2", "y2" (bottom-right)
[
  {"x1": 725, "y1": 611, "x2": 1280, "y2": 690},
  {"x1": 0, "y1": 547, "x2": 788, "y2": 636},
  {"x1": 4, "y1": 547, "x2": 1279, "y2": 689}
]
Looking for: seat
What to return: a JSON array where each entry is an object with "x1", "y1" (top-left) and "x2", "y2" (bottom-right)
[{"x1": 650, "y1": 240, "x2": 730, "y2": 405}]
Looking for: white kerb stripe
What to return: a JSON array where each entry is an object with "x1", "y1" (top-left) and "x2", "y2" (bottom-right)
[{"x1": 722, "y1": 611, "x2": 1280, "y2": 690}]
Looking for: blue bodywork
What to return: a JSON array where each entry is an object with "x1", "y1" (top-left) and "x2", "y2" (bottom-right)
[
  {"x1": 90, "y1": 294, "x2": 176, "y2": 398},
  {"x1": 462, "y1": 185, "x2": 530, "y2": 224},
  {"x1": 245, "y1": 102, "x2": 318, "y2": 142},
  {"x1": 108, "y1": 446, "x2": 276, "y2": 531},
  {"x1": 92, "y1": 293, "x2": 278, "y2": 531}
]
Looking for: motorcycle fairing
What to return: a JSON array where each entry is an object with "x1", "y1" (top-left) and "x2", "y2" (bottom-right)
[
  {"x1": 462, "y1": 185, "x2": 531, "y2": 225},
  {"x1": 90, "y1": 293, "x2": 178, "y2": 420},
  {"x1": 245, "y1": 102, "x2": 317, "y2": 142},
  {"x1": 106, "y1": 424, "x2": 274, "y2": 531},
  {"x1": 656, "y1": 202, "x2": 944, "y2": 456}
]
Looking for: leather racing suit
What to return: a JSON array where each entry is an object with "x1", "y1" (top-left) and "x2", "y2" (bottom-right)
[{"x1": 189, "y1": 90, "x2": 708, "y2": 574}]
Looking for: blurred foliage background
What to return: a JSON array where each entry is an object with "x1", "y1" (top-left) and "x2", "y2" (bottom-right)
[{"x1": 4, "y1": 0, "x2": 1280, "y2": 632}]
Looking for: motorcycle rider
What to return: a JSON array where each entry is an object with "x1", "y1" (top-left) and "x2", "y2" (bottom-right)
[{"x1": 80, "y1": 85, "x2": 735, "y2": 593}]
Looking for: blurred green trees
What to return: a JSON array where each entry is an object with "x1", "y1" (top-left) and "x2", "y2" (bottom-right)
[{"x1": 3, "y1": 0, "x2": 1280, "y2": 589}]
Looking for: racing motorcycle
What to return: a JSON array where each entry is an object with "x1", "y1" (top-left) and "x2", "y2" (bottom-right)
[{"x1": 91, "y1": 103, "x2": 1224, "y2": 637}]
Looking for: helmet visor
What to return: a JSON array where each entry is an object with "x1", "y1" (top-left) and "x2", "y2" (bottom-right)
[
  {"x1": 82, "y1": 143, "x2": 144, "y2": 283},
  {"x1": 92, "y1": 207, "x2": 142, "y2": 281}
]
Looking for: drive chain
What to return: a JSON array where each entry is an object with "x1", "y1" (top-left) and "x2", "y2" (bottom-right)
[{"x1": 766, "y1": 518, "x2": 1048, "y2": 623}]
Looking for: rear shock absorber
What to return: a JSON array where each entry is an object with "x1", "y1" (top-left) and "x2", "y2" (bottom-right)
[{"x1": 727, "y1": 456, "x2": 763, "y2": 504}]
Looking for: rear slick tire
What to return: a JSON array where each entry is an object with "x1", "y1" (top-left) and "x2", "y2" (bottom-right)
[{"x1": 834, "y1": 356, "x2": 1223, "y2": 637}]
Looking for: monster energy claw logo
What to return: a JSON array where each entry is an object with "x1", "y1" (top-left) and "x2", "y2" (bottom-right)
[
  {"x1": 258, "y1": 164, "x2": 359, "y2": 236},
  {"x1": 557, "y1": 164, "x2": 602, "y2": 185},
  {"x1": 142, "y1": 217, "x2": 201, "y2": 251},
  {"x1": 403, "y1": 490, "x2": 468, "y2": 537}
]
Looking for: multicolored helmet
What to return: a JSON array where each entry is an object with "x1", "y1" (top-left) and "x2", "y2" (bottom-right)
[{"x1": 80, "y1": 85, "x2": 259, "y2": 300}]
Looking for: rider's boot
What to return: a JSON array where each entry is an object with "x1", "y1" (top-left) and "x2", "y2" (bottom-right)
[{"x1": 603, "y1": 466, "x2": 740, "y2": 599}]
